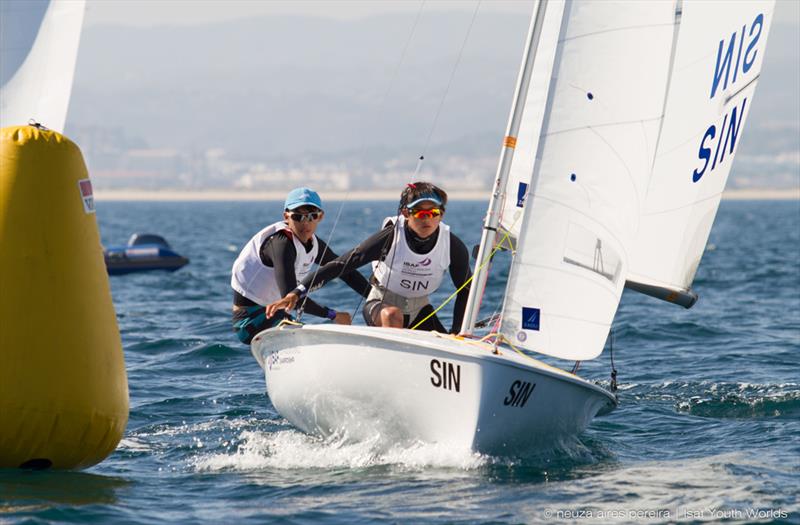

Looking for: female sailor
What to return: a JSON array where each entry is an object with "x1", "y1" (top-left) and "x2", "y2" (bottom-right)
[{"x1": 266, "y1": 182, "x2": 471, "y2": 334}]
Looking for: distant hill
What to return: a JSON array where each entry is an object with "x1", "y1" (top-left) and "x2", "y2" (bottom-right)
[{"x1": 68, "y1": 11, "x2": 799, "y2": 189}]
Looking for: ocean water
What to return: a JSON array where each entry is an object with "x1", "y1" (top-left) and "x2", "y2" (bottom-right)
[{"x1": 2, "y1": 199, "x2": 798, "y2": 524}]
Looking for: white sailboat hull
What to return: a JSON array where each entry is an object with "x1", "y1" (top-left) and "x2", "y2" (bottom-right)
[{"x1": 251, "y1": 325, "x2": 616, "y2": 455}]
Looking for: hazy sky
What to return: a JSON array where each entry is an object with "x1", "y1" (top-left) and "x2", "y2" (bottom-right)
[
  {"x1": 84, "y1": 0, "x2": 800, "y2": 27},
  {"x1": 84, "y1": 0, "x2": 533, "y2": 26}
]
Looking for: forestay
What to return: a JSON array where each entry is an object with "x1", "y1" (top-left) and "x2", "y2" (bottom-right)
[
  {"x1": 626, "y1": 1, "x2": 775, "y2": 302},
  {"x1": 498, "y1": 1, "x2": 564, "y2": 239},
  {"x1": 500, "y1": 1, "x2": 678, "y2": 361},
  {"x1": 0, "y1": 0, "x2": 86, "y2": 133}
]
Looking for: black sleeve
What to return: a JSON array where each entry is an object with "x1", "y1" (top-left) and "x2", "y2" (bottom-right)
[
  {"x1": 261, "y1": 232, "x2": 330, "y2": 319},
  {"x1": 448, "y1": 232, "x2": 472, "y2": 334},
  {"x1": 316, "y1": 238, "x2": 371, "y2": 298},
  {"x1": 300, "y1": 224, "x2": 394, "y2": 292}
]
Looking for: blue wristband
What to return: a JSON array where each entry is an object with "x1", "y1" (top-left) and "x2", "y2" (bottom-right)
[{"x1": 326, "y1": 308, "x2": 337, "y2": 320}]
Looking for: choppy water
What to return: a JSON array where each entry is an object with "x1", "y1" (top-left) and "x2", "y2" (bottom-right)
[{"x1": 2, "y1": 200, "x2": 798, "y2": 524}]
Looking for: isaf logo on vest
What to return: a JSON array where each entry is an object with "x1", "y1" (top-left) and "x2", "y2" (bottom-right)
[
  {"x1": 299, "y1": 253, "x2": 315, "y2": 273},
  {"x1": 400, "y1": 257, "x2": 436, "y2": 291},
  {"x1": 401, "y1": 257, "x2": 433, "y2": 272}
]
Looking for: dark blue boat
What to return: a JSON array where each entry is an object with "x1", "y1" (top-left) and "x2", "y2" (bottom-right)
[{"x1": 104, "y1": 233, "x2": 189, "y2": 275}]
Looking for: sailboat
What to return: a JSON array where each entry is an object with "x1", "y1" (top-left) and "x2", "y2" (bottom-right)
[{"x1": 252, "y1": 0, "x2": 775, "y2": 454}]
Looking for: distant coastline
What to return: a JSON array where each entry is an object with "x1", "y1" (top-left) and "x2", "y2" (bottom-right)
[{"x1": 94, "y1": 188, "x2": 800, "y2": 202}]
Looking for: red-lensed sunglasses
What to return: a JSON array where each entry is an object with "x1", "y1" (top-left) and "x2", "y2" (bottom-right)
[
  {"x1": 289, "y1": 211, "x2": 322, "y2": 222},
  {"x1": 409, "y1": 208, "x2": 442, "y2": 219}
]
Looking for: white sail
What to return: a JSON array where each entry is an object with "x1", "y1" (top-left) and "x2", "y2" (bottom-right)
[
  {"x1": 498, "y1": 1, "x2": 564, "y2": 239},
  {"x1": 500, "y1": 1, "x2": 678, "y2": 361},
  {"x1": 0, "y1": 0, "x2": 86, "y2": 133},
  {"x1": 627, "y1": 1, "x2": 775, "y2": 301}
]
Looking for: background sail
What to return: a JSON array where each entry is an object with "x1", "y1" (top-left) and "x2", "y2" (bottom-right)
[
  {"x1": 626, "y1": 1, "x2": 776, "y2": 301},
  {"x1": 498, "y1": 1, "x2": 564, "y2": 240},
  {"x1": 0, "y1": 0, "x2": 86, "y2": 133},
  {"x1": 500, "y1": 1, "x2": 678, "y2": 361}
]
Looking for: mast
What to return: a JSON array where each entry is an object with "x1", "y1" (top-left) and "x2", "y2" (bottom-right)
[{"x1": 461, "y1": 0, "x2": 549, "y2": 335}]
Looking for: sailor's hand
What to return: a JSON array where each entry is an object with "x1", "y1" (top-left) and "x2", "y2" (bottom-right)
[
  {"x1": 266, "y1": 292, "x2": 299, "y2": 318},
  {"x1": 333, "y1": 312, "x2": 352, "y2": 325}
]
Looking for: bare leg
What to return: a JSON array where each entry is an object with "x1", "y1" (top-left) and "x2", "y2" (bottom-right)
[{"x1": 375, "y1": 305, "x2": 404, "y2": 328}]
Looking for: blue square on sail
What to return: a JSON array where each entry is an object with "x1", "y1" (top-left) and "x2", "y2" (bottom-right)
[
  {"x1": 521, "y1": 307, "x2": 540, "y2": 331},
  {"x1": 516, "y1": 182, "x2": 528, "y2": 207}
]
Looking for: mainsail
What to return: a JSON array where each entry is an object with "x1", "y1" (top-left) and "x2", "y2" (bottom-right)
[
  {"x1": 626, "y1": 1, "x2": 775, "y2": 306},
  {"x1": 500, "y1": 1, "x2": 679, "y2": 360},
  {"x1": 0, "y1": 0, "x2": 86, "y2": 133}
]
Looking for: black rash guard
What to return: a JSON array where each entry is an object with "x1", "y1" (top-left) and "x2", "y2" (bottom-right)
[
  {"x1": 296, "y1": 221, "x2": 472, "y2": 333},
  {"x1": 233, "y1": 230, "x2": 370, "y2": 318}
]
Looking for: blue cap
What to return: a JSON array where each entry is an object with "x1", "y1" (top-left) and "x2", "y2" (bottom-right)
[
  {"x1": 284, "y1": 187, "x2": 323, "y2": 211},
  {"x1": 406, "y1": 193, "x2": 442, "y2": 209}
]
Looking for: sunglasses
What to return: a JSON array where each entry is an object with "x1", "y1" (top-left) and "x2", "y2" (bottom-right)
[
  {"x1": 289, "y1": 211, "x2": 322, "y2": 222},
  {"x1": 409, "y1": 208, "x2": 442, "y2": 219}
]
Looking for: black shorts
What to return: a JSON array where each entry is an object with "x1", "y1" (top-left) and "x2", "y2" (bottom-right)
[{"x1": 362, "y1": 300, "x2": 446, "y2": 332}]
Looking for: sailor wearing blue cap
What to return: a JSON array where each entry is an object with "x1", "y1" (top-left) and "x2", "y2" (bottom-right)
[
  {"x1": 230, "y1": 187, "x2": 370, "y2": 344},
  {"x1": 266, "y1": 182, "x2": 472, "y2": 335}
]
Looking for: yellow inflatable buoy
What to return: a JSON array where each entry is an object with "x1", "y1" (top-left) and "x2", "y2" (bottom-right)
[{"x1": 0, "y1": 125, "x2": 128, "y2": 469}]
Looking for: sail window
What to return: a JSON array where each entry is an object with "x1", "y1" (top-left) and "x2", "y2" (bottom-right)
[{"x1": 562, "y1": 223, "x2": 622, "y2": 284}]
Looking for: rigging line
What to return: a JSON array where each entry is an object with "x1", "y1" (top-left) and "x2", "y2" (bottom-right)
[
  {"x1": 609, "y1": 327, "x2": 618, "y2": 393},
  {"x1": 416, "y1": 0, "x2": 482, "y2": 164},
  {"x1": 412, "y1": 155, "x2": 425, "y2": 179},
  {"x1": 297, "y1": 2, "x2": 427, "y2": 319}
]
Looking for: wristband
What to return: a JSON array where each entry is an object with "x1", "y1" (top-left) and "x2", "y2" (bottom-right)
[
  {"x1": 293, "y1": 284, "x2": 307, "y2": 297},
  {"x1": 326, "y1": 308, "x2": 337, "y2": 320}
]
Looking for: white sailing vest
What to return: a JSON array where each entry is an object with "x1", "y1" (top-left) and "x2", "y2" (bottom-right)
[
  {"x1": 372, "y1": 216, "x2": 450, "y2": 298},
  {"x1": 231, "y1": 221, "x2": 318, "y2": 305}
]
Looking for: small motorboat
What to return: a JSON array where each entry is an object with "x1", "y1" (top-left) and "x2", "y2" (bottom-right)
[{"x1": 104, "y1": 233, "x2": 189, "y2": 275}]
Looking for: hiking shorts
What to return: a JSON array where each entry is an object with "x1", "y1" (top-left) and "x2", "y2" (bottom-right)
[{"x1": 232, "y1": 305, "x2": 291, "y2": 345}]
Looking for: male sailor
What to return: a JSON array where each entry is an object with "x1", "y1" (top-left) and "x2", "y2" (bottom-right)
[
  {"x1": 266, "y1": 182, "x2": 471, "y2": 334},
  {"x1": 231, "y1": 187, "x2": 370, "y2": 344}
]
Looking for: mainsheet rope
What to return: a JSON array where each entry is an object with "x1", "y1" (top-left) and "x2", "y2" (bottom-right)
[{"x1": 410, "y1": 214, "x2": 516, "y2": 331}]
